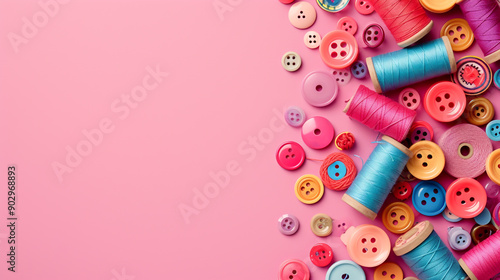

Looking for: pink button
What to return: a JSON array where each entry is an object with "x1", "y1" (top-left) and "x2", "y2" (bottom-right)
[
  {"x1": 279, "y1": 259, "x2": 310, "y2": 280},
  {"x1": 301, "y1": 117, "x2": 334, "y2": 149},
  {"x1": 276, "y1": 141, "x2": 306, "y2": 170},
  {"x1": 288, "y1": 1, "x2": 316, "y2": 29},
  {"x1": 399, "y1": 88, "x2": 420, "y2": 110},
  {"x1": 355, "y1": 0, "x2": 374, "y2": 15},
  {"x1": 302, "y1": 71, "x2": 338, "y2": 107},
  {"x1": 332, "y1": 69, "x2": 351, "y2": 85},
  {"x1": 363, "y1": 24, "x2": 384, "y2": 48},
  {"x1": 424, "y1": 81, "x2": 466, "y2": 122},
  {"x1": 320, "y1": 30, "x2": 359, "y2": 69},
  {"x1": 304, "y1": 31, "x2": 321, "y2": 49},
  {"x1": 280, "y1": 0, "x2": 294, "y2": 3},
  {"x1": 337, "y1": 17, "x2": 358, "y2": 35}
]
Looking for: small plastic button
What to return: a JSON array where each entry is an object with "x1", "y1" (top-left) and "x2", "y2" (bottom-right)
[
  {"x1": 465, "y1": 97, "x2": 494, "y2": 126},
  {"x1": 301, "y1": 116, "x2": 335, "y2": 149},
  {"x1": 424, "y1": 81, "x2": 466, "y2": 122},
  {"x1": 328, "y1": 161, "x2": 347, "y2": 180},
  {"x1": 279, "y1": 259, "x2": 310, "y2": 280},
  {"x1": 310, "y1": 243, "x2": 333, "y2": 267},
  {"x1": 412, "y1": 181, "x2": 447, "y2": 216},
  {"x1": 276, "y1": 141, "x2": 306, "y2": 170},
  {"x1": 317, "y1": 0, "x2": 350, "y2": 12},
  {"x1": 447, "y1": 226, "x2": 471, "y2": 251},
  {"x1": 451, "y1": 56, "x2": 492, "y2": 96},
  {"x1": 382, "y1": 202, "x2": 415, "y2": 234},
  {"x1": 332, "y1": 69, "x2": 351, "y2": 85},
  {"x1": 486, "y1": 120, "x2": 500, "y2": 141},
  {"x1": 295, "y1": 174, "x2": 324, "y2": 204},
  {"x1": 446, "y1": 178, "x2": 487, "y2": 219},
  {"x1": 310, "y1": 213, "x2": 333, "y2": 237},
  {"x1": 302, "y1": 71, "x2": 338, "y2": 107},
  {"x1": 351, "y1": 61, "x2": 367, "y2": 79},
  {"x1": 409, "y1": 121, "x2": 433, "y2": 145},
  {"x1": 355, "y1": 0, "x2": 374, "y2": 15},
  {"x1": 474, "y1": 208, "x2": 491, "y2": 225},
  {"x1": 344, "y1": 225, "x2": 391, "y2": 267},
  {"x1": 320, "y1": 30, "x2": 359, "y2": 69},
  {"x1": 420, "y1": 0, "x2": 455, "y2": 13},
  {"x1": 362, "y1": 24, "x2": 384, "y2": 48},
  {"x1": 495, "y1": 69, "x2": 500, "y2": 90},
  {"x1": 399, "y1": 88, "x2": 420, "y2": 111},
  {"x1": 288, "y1": 1, "x2": 316, "y2": 29},
  {"x1": 278, "y1": 214, "x2": 300, "y2": 235},
  {"x1": 304, "y1": 31, "x2": 321, "y2": 49},
  {"x1": 334, "y1": 220, "x2": 351, "y2": 237},
  {"x1": 374, "y1": 262, "x2": 404, "y2": 280},
  {"x1": 337, "y1": 17, "x2": 358, "y2": 35},
  {"x1": 285, "y1": 106, "x2": 306, "y2": 127},
  {"x1": 407, "y1": 141, "x2": 445, "y2": 180},
  {"x1": 392, "y1": 181, "x2": 412, "y2": 201},
  {"x1": 494, "y1": 203, "x2": 500, "y2": 227},
  {"x1": 326, "y1": 260, "x2": 366, "y2": 280},
  {"x1": 335, "y1": 132, "x2": 355, "y2": 150},
  {"x1": 471, "y1": 224, "x2": 497, "y2": 244},
  {"x1": 282, "y1": 51, "x2": 302, "y2": 72},
  {"x1": 280, "y1": 0, "x2": 295, "y2": 3},
  {"x1": 486, "y1": 149, "x2": 500, "y2": 185},
  {"x1": 442, "y1": 207, "x2": 462, "y2": 223},
  {"x1": 440, "y1": 18, "x2": 474, "y2": 52}
]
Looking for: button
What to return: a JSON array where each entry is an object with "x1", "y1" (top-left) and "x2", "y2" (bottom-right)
[
  {"x1": 301, "y1": 116, "x2": 335, "y2": 149},
  {"x1": 442, "y1": 207, "x2": 463, "y2": 222},
  {"x1": 495, "y1": 69, "x2": 500, "y2": 90},
  {"x1": 302, "y1": 71, "x2": 338, "y2": 107},
  {"x1": 278, "y1": 214, "x2": 300, "y2": 235},
  {"x1": 392, "y1": 181, "x2": 412, "y2": 201},
  {"x1": 494, "y1": 202, "x2": 500, "y2": 228},
  {"x1": 328, "y1": 161, "x2": 347, "y2": 180},
  {"x1": 465, "y1": 97, "x2": 494, "y2": 126},
  {"x1": 279, "y1": 259, "x2": 310, "y2": 280},
  {"x1": 486, "y1": 149, "x2": 500, "y2": 185},
  {"x1": 407, "y1": 141, "x2": 445, "y2": 180},
  {"x1": 282, "y1": 51, "x2": 302, "y2": 72},
  {"x1": 399, "y1": 88, "x2": 420, "y2": 111},
  {"x1": 285, "y1": 106, "x2": 306, "y2": 127},
  {"x1": 326, "y1": 260, "x2": 366, "y2": 280},
  {"x1": 409, "y1": 121, "x2": 433, "y2": 145},
  {"x1": 295, "y1": 174, "x2": 324, "y2": 204},
  {"x1": 317, "y1": 0, "x2": 350, "y2": 12},
  {"x1": 412, "y1": 181, "x2": 447, "y2": 216},
  {"x1": 362, "y1": 24, "x2": 384, "y2": 48},
  {"x1": 304, "y1": 31, "x2": 321, "y2": 49},
  {"x1": 332, "y1": 69, "x2": 351, "y2": 85},
  {"x1": 335, "y1": 132, "x2": 355, "y2": 150},
  {"x1": 451, "y1": 56, "x2": 492, "y2": 96},
  {"x1": 276, "y1": 141, "x2": 306, "y2": 170},
  {"x1": 351, "y1": 61, "x2": 367, "y2": 79},
  {"x1": 344, "y1": 225, "x2": 390, "y2": 267},
  {"x1": 440, "y1": 18, "x2": 474, "y2": 52},
  {"x1": 446, "y1": 178, "x2": 487, "y2": 219},
  {"x1": 382, "y1": 202, "x2": 415, "y2": 234},
  {"x1": 288, "y1": 1, "x2": 316, "y2": 29},
  {"x1": 420, "y1": 0, "x2": 455, "y2": 13},
  {"x1": 355, "y1": 0, "x2": 374, "y2": 15},
  {"x1": 403, "y1": 278, "x2": 419, "y2": 280},
  {"x1": 474, "y1": 208, "x2": 491, "y2": 225},
  {"x1": 447, "y1": 226, "x2": 471, "y2": 251},
  {"x1": 280, "y1": 0, "x2": 295, "y2": 4},
  {"x1": 486, "y1": 120, "x2": 500, "y2": 141},
  {"x1": 320, "y1": 30, "x2": 359, "y2": 69},
  {"x1": 309, "y1": 243, "x2": 333, "y2": 267},
  {"x1": 337, "y1": 17, "x2": 358, "y2": 35},
  {"x1": 471, "y1": 224, "x2": 497, "y2": 244},
  {"x1": 424, "y1": 81, "x2": 466, "y2": 122},
  {"x1": 310, "y1": 213, "x2": 333, "y2": 236},
  {"x1": 374, "y1": 262, "x2": 404, "y2": 280},
  {"x1": 334, "y1": 220, "x2": 351, "y2": 237}
]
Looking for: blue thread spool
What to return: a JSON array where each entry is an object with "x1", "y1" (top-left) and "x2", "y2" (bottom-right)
[
  {"x1": 394, "y1": 221, "x2": 468, "y2": 280},
  {"x1": 342, "y1": 136, "x2": 411, "y2": 220},
  {"x1": 366, "y1": 37, "x2": 457, "y2": 93}
]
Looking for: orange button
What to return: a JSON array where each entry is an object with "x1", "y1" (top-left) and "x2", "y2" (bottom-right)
[
  {"x1": 486, "y1": 149, "x2": 500, "y2": 186},
  {"x1": 294, "y1": 174, "x2": 324, "y2": 204},
  {"x1": 465, "y1": 97, "x2": 494, "y2": 126},
  {"x1": 419, "y1": 0, "x2": 455, "y2": 13},
  {"x1": 382, "y1": 202, "x2": 415, "y2": 234},
  {"x1": 374, "y1": 262, "x2": 404, "y2": 280},
  {"x1": 310, "y1": 213, "x2": 333, "y2": 237},
  {"x1": 440, "y1": 18, "x2": 474, "y2": 51},
  {"x1": 407, "y1": 141, "x2": 445, "y2": 180}
]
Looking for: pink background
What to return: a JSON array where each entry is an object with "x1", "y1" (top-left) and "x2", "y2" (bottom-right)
[{"x1": 0, "y1": 0, "x2": 499, "y2": 279}]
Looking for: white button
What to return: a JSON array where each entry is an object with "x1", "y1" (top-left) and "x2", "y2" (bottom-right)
[{"x1": 282, "y1": 51, "x2": 301, "y2": 72}]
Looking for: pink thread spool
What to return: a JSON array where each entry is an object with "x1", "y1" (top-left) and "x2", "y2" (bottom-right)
[{"x1": 459, "y1": 230, "x2": 500, "y2": 280}]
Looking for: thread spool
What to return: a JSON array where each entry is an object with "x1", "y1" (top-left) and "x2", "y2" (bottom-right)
[
  {"x1": 320, "y1": 153, "x2": 357, "y2": 191},
  {"x1": 458, "y1": 0, "x2": 500, "y2": 64},
  {"x1": 344, "y1": 85, "x2": 416, "y2": 142},
  {"x1": 367, "y1": 37, "x2": 456, "y2": 93},
  {"x1": 393, "y1": 221, "x2": 468, "y2": 280},
  {"x1": 370, "y1": 0, "x2": 433, "y2": 47},
  {"x1": 438, "y1": 124, "x2": 493, "y2": 178},
  {"x1": 459, "y1": 230, "x2": 500, "y2": 280},
  {"x1": 342, "y1": 136, "x2": 411, "y2": 220}
]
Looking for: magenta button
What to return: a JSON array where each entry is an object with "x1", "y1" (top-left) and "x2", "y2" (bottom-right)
[
  {"x1": 301, "y1": 117, "x2": 335, "y2": 149},
  {"x1": 276, "y1": 141, "x2": 306, "y2": 170},
  {"x1": 363, "y1": 23, "x2": 384, "y2": 48},
  {"x1": 302, "y1": 71, "x2": 338, "y2": 107}
]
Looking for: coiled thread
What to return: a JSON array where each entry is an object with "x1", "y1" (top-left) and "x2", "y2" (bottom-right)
[{"x1": 320, "y1": 153, "x2": 357, "y2": 191}]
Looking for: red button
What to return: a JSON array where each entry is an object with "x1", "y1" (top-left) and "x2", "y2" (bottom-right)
[
  {"x1": 310, "y1": 243, "x2": 334, "y2": 267},
  {"x1": 276, "y1": 141, "x2": 306, "y2": 170},
  {"x1": 279, "y1": 259, "x2": 310, "y2": 280},
  {"x1": 446, "y1": 178, "x2": 487, "y2": 219},
  {"x1": 392, "y1": 181, "x2": 412, "y2": 201},
  {"x1": 355, "y1": 0, "x2": 374, "y2": 15},
  {"x1": 337, "y1": 17, "x2": 358, "y2": 35},
  {"x1": 320, "y1": 30, "x2": 359, "y2": 69},
  {"x1": 424, "y1": 81, "x2": 466, "y2": 122}
]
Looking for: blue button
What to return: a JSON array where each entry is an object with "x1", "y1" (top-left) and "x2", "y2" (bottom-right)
[
  {"x1": 442, "y1": 207, "x2": 462, "y2": 223},
  {"x1": 350, "y1": 61, "x2": 367, "y2": 79},
  {"x1": 327, "y1": 161, "x2": 347, "y2": 180},
  {"x1": 486, "y1": 120, "x2": 500, "y2": 141},
  {"x1": 474, "y1": 208, "x2": 491, "y2": 225},
  {"x1": 326, "y1": 260, "x2": 366, "y2": 280},
  {"x1": 494, "y1": 69, "x2": 500, "y2": 90},
  {"x1": 447, "y1": 226, "x2": 471, "y2": 251},
  {"x1": 412, "y1": 181, "x2": 446, "y2": 216}
]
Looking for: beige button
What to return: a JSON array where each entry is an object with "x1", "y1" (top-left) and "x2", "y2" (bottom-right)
[
  {"x1": 282, "y1": 51, "x2": 301, "y2": 72},
  {"x1": 310, "y1": 213, "x2": 333, "y2": 237},
  {"x1": 288, "y1": 1, "x2": 316, "y2": 29},
  {"x1": 304, "y1": 31, "x2": 321, "y2": 49}
]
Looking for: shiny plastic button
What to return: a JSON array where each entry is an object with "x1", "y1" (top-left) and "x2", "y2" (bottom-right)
[
  {"x1": 326, "y1": 260, "x2": 366, "y2": 280},
  {"x1": 412, "y1": 181, "x2": 447, "y2": 216},
  {"x1": 332, "y1": 69, "x2": 351, "y2": 85},
  {"x1": 279, "y1": 259, "x2": 310, "y2": 280},
  {"x1": 442, "y1": 207, "x2": 462, "y2": 222},
  {"x1": 446, "y1": 178, "x2": 486, "y2": 219},
  {"x1": 486, "y1": 149, "x2": 500, "y2": 185},
  {"x1": 301, "y1": 116, "x2": 334, "y2": 149},
  {"x1": 355, "y1": 0, "x2": 374, "y2": 15},
  {"x1": 278, "y1": 214, "x2": 300, "y2": 235},
  {"x1": 447, "y1": 226, "x2": 471, "y2": 251},
  {"x1": 328, "y1": 161, "x2": 346, "y2": 180},
  {"x1": 451, "y1": 56, "x2": 492, "y2": 95},
  {"x1": 409, "y1": 121, "x2": 433, "y2": 144},
  {"x1": 304, "y1": 31, "x2": 321, "y2": 49},
  {"x1": 288, "y1": 1, "x2": 316, "y2": 29},
  {"x1": 374, "y1": 262, "x2": 404, "y2": 280},
  {"x1": 495, "y1": 69, "x2": 500, "y2": 90},
  {"x1": 343, "y1": 225, "x2": 391, "y2": 267},
  {"x1": 310, "y1": 243, "x2": 333, "y2": 267},
  {"x1": 420, "y1": 0, "x2": 455, "y2": 13},
  {"x1": 465, "y1": 97, "x2": 494, "y2": 126},
  {"x1": 337, "y1": 17, "x2": 358, "y2": 35},
  {"x1": 471, "y1": 224, "x2": 497, "y2": 244},
  {"x1": 440, "y1": 18, "x2": 474, "y2": 52},
  {"x1": 302, "y1": 71, "x2": 338, "y2": 107},
  {"x1": 403, "y1": 278, "x2": 419, "y2": 280},
  {"x1": 335, "y1": 132, "x2": 355, "y2": 150},
  {"x1": 310, "y1": 213, "x2": 333, "y2": 237},
  {"x1": 424, "y1": 81, "x2": 466, "y2": 122},
  {"x1": 382, "y1": 202, "x2": 415, "y2": 234},
  {"x1": 280, "y1": 0, "x2": 295, "y2": 3},
  {"x1": 317, "y1": 0, "x2": 350, "y2": 12},
  {"x1": 392, "y1": 181, "x2": 412, "y2": 201},
  {"x1": 363, "y1": 24, "x2": 384, "y2": 48},
  {"x1": 276, "y1": 141, "x2": 306, "y2": 170},
  {"x1": 285, "y1": 106, "x2": 306, "y2": 127},
  {"x1": 486, "y1": 120, "x2": 500, "y2": 141},
  {"x1": 351, "y1": 61, "x2": 367, "y2": 79},
  {"x1": 282, "y1": 51, "x2": 302, "y2": 72},
  {"x1": 399, "y1": 88, "x2": 420, "y2": 111},
  {"x1": 334, "y1": 220, "x2": 351, "y2": 237},
  {"x1": 295, "y1": 174, "x2": 324, "y2": 204},
  {"x1": 474, "y1": 208, "x2": 491, "y2": 225},
  {"x1": 320, "y1": 30, "x2": 359, "y2": 69},
  {"x1": 407, "y1": 141, "x2": 445, "y2": 180}
]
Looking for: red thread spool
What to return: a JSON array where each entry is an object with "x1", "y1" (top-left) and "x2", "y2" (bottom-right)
[{"x1": 320, "y1": 153, "x2": 357, "y2": 191}]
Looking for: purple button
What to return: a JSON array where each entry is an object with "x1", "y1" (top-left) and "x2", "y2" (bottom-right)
[
  {"x1": 363, "y1": 23, "x2": 384, "y2": 48},
  {"x1": 285, "y1": 106, "x2": 306, "y2": 127},
  {"x1": 410, "y1": 126, "x2": 431, "y2": 144},
  {"x1": 278, "y1": 214, "x2": 300, "y2": 235},
  {"x1": 351, "y1": 61, "x2": 367, "y2": 79},
  {"x1": 276, "y1": 141, "x2": 306, "y2": 170},
  {"x1": 332, "y1": 69, "x2": 351, "y2": 85},
  {"x1": 301, "y1": 116, "x2": 334, "y2": 149},
  {"x1": 302, "y1": 71, "x2": 338, "y2": 107}
]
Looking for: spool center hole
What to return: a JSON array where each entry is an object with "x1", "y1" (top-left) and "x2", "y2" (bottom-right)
[{"x1": 460, "y1": 145, "x2": 470, "y2": 157}]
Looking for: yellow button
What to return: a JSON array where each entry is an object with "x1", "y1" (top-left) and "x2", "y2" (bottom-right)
[
  {"x1": 382, "y1": 202, "x2": 415, "y2": 234},
  {"x1": 374, "y1": 262, "x2": 404, "y2": 280},
  {"x1": 465, "y1": 97, "x2": 494, "y2": 126},
  {"x1": 486, "y1": 149, "x2": 500, "y2": 185},
  {"x1": 310, "y1": 213, "x2": 333, "y2": 237},
  {"x1": 440, "y1": 18, "x2": 474, "y2": 52},
  {"x1": 295, "y1": 174, "x2": 324, "y2": 204},
  {"x1": 407, "y1": 141, "x2": 445, "y2": 180},
  {"x1": 419, "y1": 0, "x2": 455, "y2": 13}
]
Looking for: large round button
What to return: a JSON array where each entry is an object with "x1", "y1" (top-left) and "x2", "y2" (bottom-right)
[
  {"x1": 374, "y1": 262, "x2": 404, "y2": 280},
  {"x1": 276, "y1": 141, "x2": 306, "y2": 170},
  {"x1": 474, "y1": 208, "x2": 491, "y2": 225},
  {"x1": 407, "y1": 141, "x2": 445, "y2": 180},
  {"x1": 355, "y1": 0, "x2": 374, "y2": 15},
  {"x1": 301, "y1": 117, "x2": 334, "y2": 149},
  {"x1": 282, "y1": 51, "x2": 302, "y2": 72},
  {"x1": 442, "y1": 207, "x2": 462, "y2": 223},
  {"x1": 465, "y1": 97, "x2": 494, "y2": 126},
  {"x1": 486, "y1": 149, "x2": 500, "y2": 185},
  {"x1": 320, "y1": 30, "x2": 359, "y2": 69},
  {"x1": 451, "y1": 56, "x2": 492, "y2": 95},
  {"x1": 288, "y1": 1, "x2": 316, "y2": 29},
  {"x1": 486, "y1": 120, "x2": 500, "y2": 141},
  {"x1": 351, "y1": 61, "x2": 367, "y2": 79},
  {"x1": 447, "y1": 226, "x2": 471, "y2": 251},
  {"x1": 302, "y1": 71, "x2": 338, "y2": 107},
  {"x1": 409, "y1": 121, "x2": 433, "y2": 145},
  {"x1": 424, "y1": 81, "x2": 466, "y2": 122},
  {"x1": 382, "y1": 202, "x2": 415, "y2": 234},
  {"x1": 446, "y1": 178, "x2": 487, "y2": 219},
  {"x1": 440, "y1": 18, "x2": 474, "y2": 51},
  {"x1": 285, "y1": 106, "x2": 306, "y2": 127},
  {"x1": 412, "y1": 181, "x2": 447, "y2": 216},
  {"x1": 335, "y1": 132, "x2": 355, "y2": 150},
  {"x1": 362, "y1": 24, "x2": 384, "y2": 48},
  {"x1": 471, "y1": 224, "x2": 497, "y2": 244},
  {"x1": 326, "y1": 260, "x2": 366, "y2": 280},
  {"x1": 392, "y1": 181, "x2": 412, "y2": 201},
  {"x1": 278, "y1": 214, "x2": 300, "y2": 235},
  {"x1": 399, "y1": 88, "x2": 420, "y2": 111},
  {"x1": 332, "y1": 69, "x2": 351, "y2": 85},
  {"x1": 345, "y1": 225, "x2": 391, "y2": 267},
  {"x1": 310, "y1": 213, "x2": 333, "y2": 237},
  {"x1": 309, "y1": 243, "x2": 333, "y2": 267},
  {"x1": 420, "y1": 0, "x2": 455, "y2": 13},
  {"x1": 304, "y1": 31, "x2": 321, "y2": 49},
  {"x1": 337, "y1": 17, "x2": 358, "y2": 35},
  {"x1": 495, "y1": 69, "x2": 500, "y2": 90},
  {"x1": 279, "y1": 259, "x2": 310, "y2": 280},
  {"x1": 295, "y1": 174, "x2": 324, "y2": 204}
]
